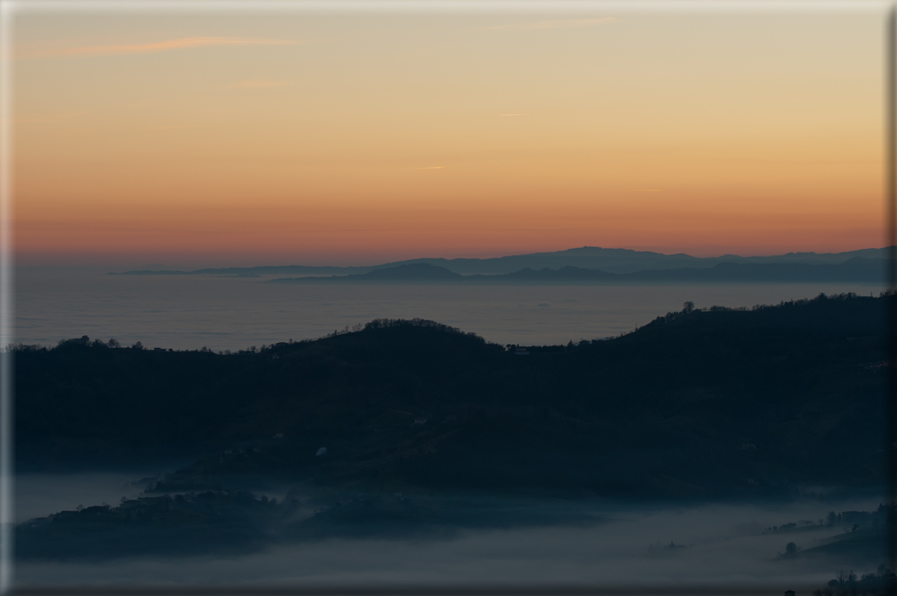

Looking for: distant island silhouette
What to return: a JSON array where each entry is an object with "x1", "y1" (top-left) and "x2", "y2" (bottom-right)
[
  {"x1": 110, "y1": 245, "x2": 892, "y2": 282},
  {"x1": 266, "y1": 258, "x2": 886, "y2": 284}
]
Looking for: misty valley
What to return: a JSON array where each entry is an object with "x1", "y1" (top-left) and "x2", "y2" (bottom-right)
[{"x1": 12, "y1": 292, "x2": 892, "y2": 588}]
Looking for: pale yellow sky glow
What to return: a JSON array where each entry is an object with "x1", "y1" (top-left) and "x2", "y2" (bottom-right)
[
  {"x1": 9, "y1": 7, "x2": 887, "y2": 266},
  {"x1": 482, "y1": 17, "x2": 620, "y2": 30},
  {"x1": 221, "y1": 79, "x2": 291, "y2": 89},
  {"x1": 40, "y1": 36, "x2": 301, "y2": 58}
]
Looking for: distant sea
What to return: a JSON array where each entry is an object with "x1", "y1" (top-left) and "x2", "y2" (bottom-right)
[{"x1": 14, "y1": 268, "x2": 885, "y2": 352}]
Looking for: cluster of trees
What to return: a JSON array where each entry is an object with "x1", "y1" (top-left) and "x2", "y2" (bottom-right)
[
  {"x1": 649, "y1": 293, "x2": 878, "y2": 326},
  {"x1": 363, "y1": 317, "x2": 482, "y2": 338},
  {"x1": 9, "y1": 336, "x2": 130, "y2": 352},
  {"x1": 815, "y1": 567, "x2": 896, "y2": 596},
  {"x1": 764, "y1": 510, "x2": 878, "y2": 534}
]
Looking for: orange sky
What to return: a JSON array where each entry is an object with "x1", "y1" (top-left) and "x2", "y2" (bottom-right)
[{"x1": 9, "y1": 7, "x2": 888, "y2": 267}]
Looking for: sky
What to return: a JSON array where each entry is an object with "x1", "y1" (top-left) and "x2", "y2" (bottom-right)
[{"x1": 8, "y1": 4, "x2": 889, "y2": 267}]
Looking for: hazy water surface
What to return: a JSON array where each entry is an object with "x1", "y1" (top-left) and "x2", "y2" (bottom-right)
[{"x1": 15, "y1": 268, "x2": 883, "y2": 351}]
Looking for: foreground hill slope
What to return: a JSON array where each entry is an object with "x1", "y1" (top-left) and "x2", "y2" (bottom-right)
[{"x1": 15, "y1": 293, "x2": 888, "y2": 498}]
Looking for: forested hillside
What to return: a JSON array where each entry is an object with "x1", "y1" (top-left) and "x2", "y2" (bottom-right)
[{"x1": 15, "y1": 293, "x2": 888, "y2": 499}]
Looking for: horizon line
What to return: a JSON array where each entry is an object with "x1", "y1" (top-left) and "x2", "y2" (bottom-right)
[{"x1": 87, "y1": 244, "x2": 894, "y2": 274}]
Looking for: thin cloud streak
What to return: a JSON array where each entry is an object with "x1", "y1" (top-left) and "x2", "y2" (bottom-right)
[
  {"x1": 421, "y1": 166, "x2": 445, "y2": 170},
  {"x1": 38, "y1": 37, "x2": 302, "y2": 58},
  {"x1": 483, "y1": 18, "x2": 619, "y2": 31}
]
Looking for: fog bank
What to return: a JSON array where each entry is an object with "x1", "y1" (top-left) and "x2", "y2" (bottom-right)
[{"x1": 16, "y1": 498, "x2": 884, "y2": 588}]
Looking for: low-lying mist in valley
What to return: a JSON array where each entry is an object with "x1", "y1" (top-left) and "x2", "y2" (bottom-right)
[{"x1": 13, "y1": 475, "x2": 885, "y2": 588}]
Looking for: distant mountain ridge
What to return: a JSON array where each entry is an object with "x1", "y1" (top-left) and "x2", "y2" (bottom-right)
[
  {"x1": 267, "y1": 257, "x2": 888, "y2": 284},
  {"x1": 111, "y1": 246, "x2": 893, "y2": 277}
]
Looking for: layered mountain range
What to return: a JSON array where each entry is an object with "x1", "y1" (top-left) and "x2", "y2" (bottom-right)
[{"x1": 113, "y1": 246, "x2": 892, "y2": 282}]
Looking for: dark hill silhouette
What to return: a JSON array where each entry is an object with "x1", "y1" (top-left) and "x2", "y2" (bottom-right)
[{"x1": 15, "y1": 293, "x2": 887, "y2": 499}]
